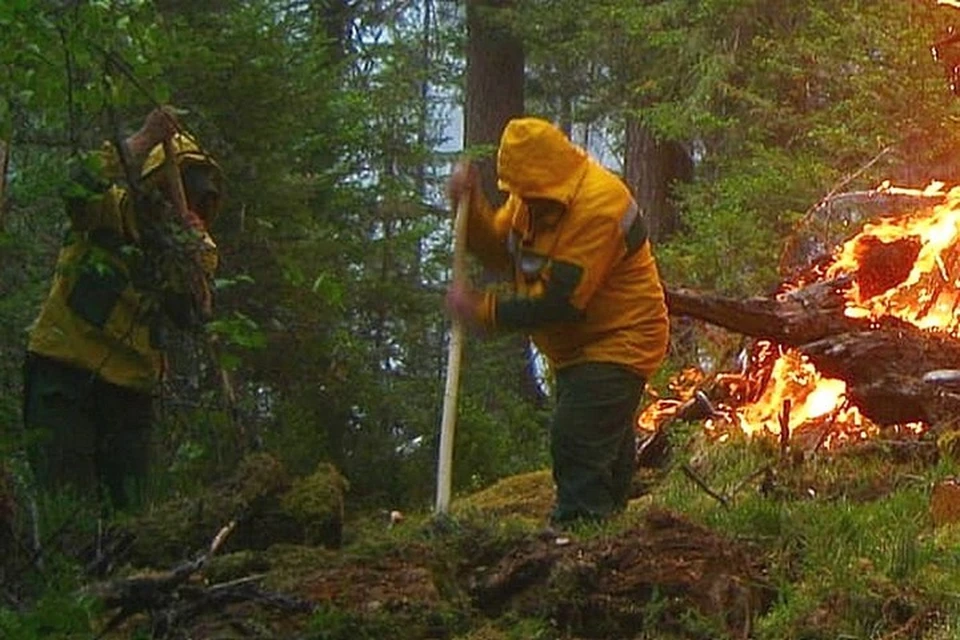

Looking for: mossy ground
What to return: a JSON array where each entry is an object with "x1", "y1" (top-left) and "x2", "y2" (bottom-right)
[{"x1": 7, "y1": 426, "x2": 960, "y2": 639}]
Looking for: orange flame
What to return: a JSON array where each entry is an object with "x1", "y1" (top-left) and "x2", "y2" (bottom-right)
[
  {"x1": 636, "y1": 367, "x2": 704, "y2": 431},
  {"x1": 641, "y1": 181, "x2": 951, "y2": 448},
  {"x1": 827, "y1": 182, "x2": 960, "y2": 333}
]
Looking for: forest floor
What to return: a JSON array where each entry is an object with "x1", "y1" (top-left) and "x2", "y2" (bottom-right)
[{"x1": 9, "y1": 424, "x2": 960, "y2": 639}]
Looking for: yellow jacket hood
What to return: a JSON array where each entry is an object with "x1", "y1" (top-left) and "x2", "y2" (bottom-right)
[
  {"x1": 496, "y1": 117, "x2": 589, "y2": 205},
  {"x1": 142, "y1": 132, "x2": 225, "y2": 222}
]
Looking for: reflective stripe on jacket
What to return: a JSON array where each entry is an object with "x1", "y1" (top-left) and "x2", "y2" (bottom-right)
[{"x1": 465, "y1": 117, "x2": 669, "y2": 377}]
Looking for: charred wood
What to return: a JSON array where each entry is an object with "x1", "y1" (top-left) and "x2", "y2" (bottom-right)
[
  {"x1": 665, "y1": 276, "x2": 870, "y2": 346},
  {"x1": 803, "y1": 326, "x2": 960, "y2": 426},
  {"x1": 666, "y1": 281, "x2": 960, "y2": 426}
]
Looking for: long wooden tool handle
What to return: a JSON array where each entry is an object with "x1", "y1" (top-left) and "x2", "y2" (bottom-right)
[
  {"x1": 160, "y1": 138, "x2": 240, "y2": 425},
  {"x1": 161, "y1": 137, "x2": 214, "y2": 319},
  {"x1": 435, "y1": 195, "x2": 470, "y2": 515}
]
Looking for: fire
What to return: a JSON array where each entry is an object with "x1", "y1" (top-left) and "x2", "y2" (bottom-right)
[
  {"x1": 636, "y1": 367, "x2": 704, "y2": 432},
  {"x1": 707, "y1": 346, "x2": 873, "y2": 447},
  {"x1": 641, "y1": 180, "x2": 950, "y2": 448},
  {"x1": 827, "y1": 182, "x2": 960, "y2": 333}
]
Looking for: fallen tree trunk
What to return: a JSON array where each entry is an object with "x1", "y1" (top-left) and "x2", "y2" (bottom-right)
[
  {"x1": 666, "y1": 282, "x2": 960, "y2": 426},
  {"x1": 802, "y1": 323, "x2": 960, "y2": 427},
  {"x1": 664, "y1": 276, "x2": 869, "y2": 347}
]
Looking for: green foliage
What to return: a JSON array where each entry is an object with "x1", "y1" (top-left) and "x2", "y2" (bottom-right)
[
  {"x1": 0, "y1": 589, "x2": 99, "y2": 639},
  {"x1": 646, "y1": 435, "x2": 960, "y2": 639},
  {"x1": 207, "y1": 311, "x2": 266, "y2": 351},
  {"x1": 308, "y1": 605, "x2": 394, "y2": 640},
  {"x1": 7, "y1": 0, "x2": 960, "y2": 634}
]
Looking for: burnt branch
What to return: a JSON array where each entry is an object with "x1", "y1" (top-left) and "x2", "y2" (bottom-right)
[{"x1": 665, "y1": 276, "x2": 865, "y2": 346}]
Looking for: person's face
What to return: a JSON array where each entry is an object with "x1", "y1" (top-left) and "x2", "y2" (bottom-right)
[
  {"x1": 182, "y1": 165, "x2": 221, "y2": 222},
  {"x1": 524, "y1": 197, "x2": 565, "y2": 228}
]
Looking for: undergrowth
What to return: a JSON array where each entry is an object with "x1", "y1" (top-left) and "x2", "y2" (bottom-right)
[{"x1": 5, "y1": 424, "x2": 960, "y2": 639}]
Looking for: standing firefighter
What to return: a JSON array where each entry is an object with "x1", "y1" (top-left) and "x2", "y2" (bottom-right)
[
  {"x1": 446, "y1": 117, "x2": 669, "y2": 526},
  {"x1": 23, "y1": 107, "x2": 223, "y2": 510}
]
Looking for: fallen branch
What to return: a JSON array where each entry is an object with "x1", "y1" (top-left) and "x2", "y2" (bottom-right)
[
  {"x1": 152, "y1": 574, "x2": 316, "y2": 638},
  {"x1": 92, "y1": 520, "x2": 237, "y2": 639},
  {"x1": 680, "y1": 464, "x2": 729, "y2": 508},
  {"x1": 665, "y1": 276, "x2": 863, "y2": 346},
  {"x1": 727, "y1": 465, "x2": 774, "y2": 500}
]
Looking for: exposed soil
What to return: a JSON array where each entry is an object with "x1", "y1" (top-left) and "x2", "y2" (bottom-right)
[
  {"x1": 98, "y1": 506, "x2": 774, "y2": 639},
  {"x1": 77, "y1": 431, "x2": 960, "y2": 639},
  {"x1": 468, "y1": 508, "x2": 774, "y2": 638}
]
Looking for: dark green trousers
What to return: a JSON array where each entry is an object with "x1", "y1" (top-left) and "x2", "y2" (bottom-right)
[
  {"x1": 550, "y1": 362, "x2": 646, "y2": 524},
  {"x1": 23, "y1": 353, "x2": 152, "y2": 511}
]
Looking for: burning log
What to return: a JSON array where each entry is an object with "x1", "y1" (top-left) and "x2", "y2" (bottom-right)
[
  {"x1": 666, "y1": 284, "x2": 960, "y2": 427},
  {"x1": 662, "y1": 182, "x2": 960, "y2": 431},
  {"x1": 803, "y1": 323, "x2": 960, "y2": 426},
  {"x1": 665, "y1": 277, "x2": 869, "y2": 347}
]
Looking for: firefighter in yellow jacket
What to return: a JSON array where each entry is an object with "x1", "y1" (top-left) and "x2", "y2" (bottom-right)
[
  {"x1": 23, "y1": 107, "x2": 223, "y2": 509},
  {"x1": 447, "y1": 117, "x2": 669, "y2": 525}
]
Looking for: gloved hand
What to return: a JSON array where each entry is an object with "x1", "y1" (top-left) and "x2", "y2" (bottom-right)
[
  {"x1": 126, "y1": 106, "x2": 180, "y2": 161},
  {"x1": 445, "y1": 279, "x2": 483, "y2": 327}
]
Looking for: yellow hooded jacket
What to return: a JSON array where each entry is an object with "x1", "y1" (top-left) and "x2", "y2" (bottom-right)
[
  {"x1": 27, "y1": 134, "x2": 223, "y2": 393},
  {"x1": 465, "y1": 117, "x2": 669, "y2": 377}
]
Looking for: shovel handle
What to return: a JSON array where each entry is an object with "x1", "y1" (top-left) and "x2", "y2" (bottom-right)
[
  {"x1": 435, "y1": 196, "x2": 470, "y2": 515},
  {"x1": 161, "y1": 137, "x2": 212, "y2": 319}
]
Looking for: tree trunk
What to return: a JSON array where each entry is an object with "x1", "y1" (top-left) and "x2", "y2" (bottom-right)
[
  {"x1": 464, "y1": 0, "x2": 545, "y2": 404},
  {"x1": 666, "y1": 282, "x2": 960, "y2": 427},
  {"x1": 465, "y1": 0, "x2": 524, "y2": 207},
  {"x1": 0, "y1": 140, "x2": 7, "y2": 233},
  {"x1": 623, "y1": 117, "x2": 692, "y2": 244}
]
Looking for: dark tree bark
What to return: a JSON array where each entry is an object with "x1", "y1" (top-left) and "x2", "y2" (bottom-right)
[
  {"x1": 623, "y1": 118, "x2": 693, "y2": 244},
  {"x1": 665, "y1": 276, "x2": 865, "y2": 347},
  {"x1": 465, "y1": 0, "x2": 524, "y2": 207},
  {"x1": 464, "y1": 0, "x2": 545, "y2": 404},
  {"x1": 0, "y1": 140, "x2": 7, "y2": 232},
  {"x1": 802, "y1": 326, "x2": 960, "y2": 427},
  {"x1": 313, "y1": 0, "x2": 352, "y2": 61}
]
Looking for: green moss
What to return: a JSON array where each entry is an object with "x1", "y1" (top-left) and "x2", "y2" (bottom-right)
[
  {"x1": 123, "y1": 453, "x2": 293, "y2": 567},
  {"x1": 261, "y1": 543, "x2": 340, "y2": 593},
  {"x1": 279, "y1": 462, "x2": 348, "y2": 547},
  {"x1": 452, "y1": 470, "x2": 553, "y2": 524}
]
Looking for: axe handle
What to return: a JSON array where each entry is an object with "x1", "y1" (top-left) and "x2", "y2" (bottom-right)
[
  {"x1": 435, "y1": 196, "x2": 469, "y2": 515},
  {"x1": 161, "y1": 138, "x2": 213, "y2": 319},
  {"x1": 162, "y1": 137, "x2": 242, "y2": 441}
]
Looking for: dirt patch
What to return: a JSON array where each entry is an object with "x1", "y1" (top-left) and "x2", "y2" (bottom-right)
[
  {"x1": 93, "y1": 482, "x2": 777, "y2": 638},
  {"x1": 300, "y1": 555, "x2": 441, "y2": 611},
  {"x1": 469, "y1": 508, "x2": 775, "y2": 638}
]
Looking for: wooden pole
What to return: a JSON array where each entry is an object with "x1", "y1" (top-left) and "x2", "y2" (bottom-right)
[
  {"x1": 161, "y1": 137, "x2": 242, "y2": 438},
  {"x1": 161, "y1": 137, "x2": 212, "y2": 319},
  {"x1": 435, "y1": 196, "x2": 470, "y2": 515}
]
